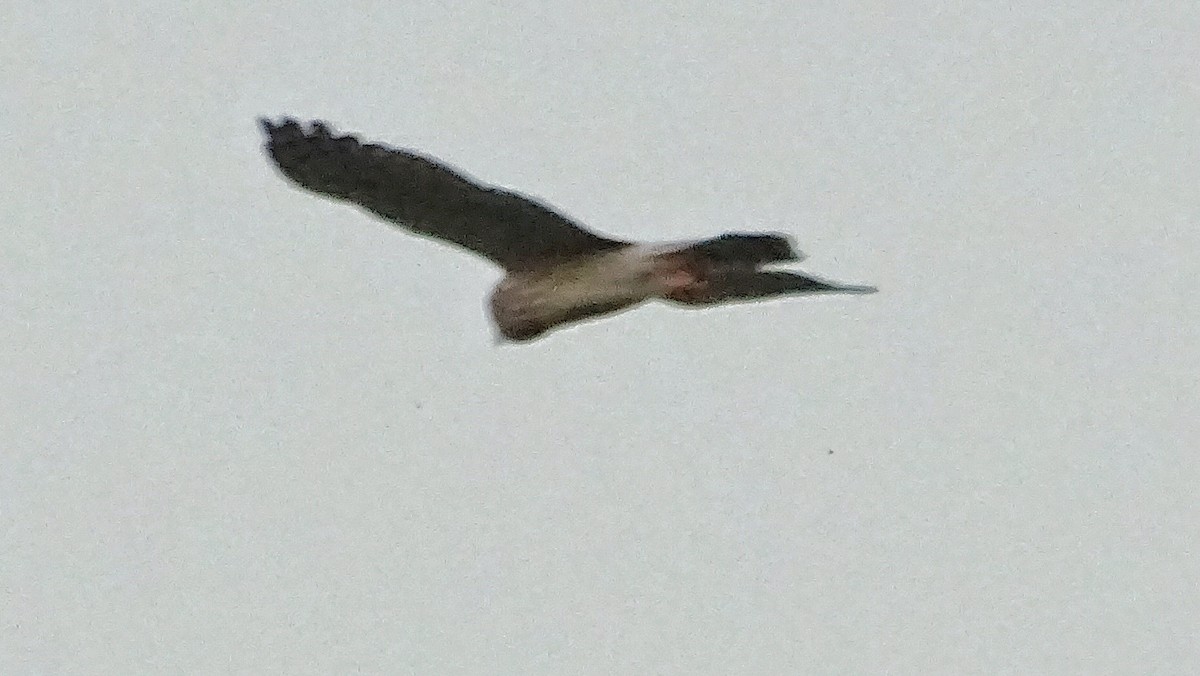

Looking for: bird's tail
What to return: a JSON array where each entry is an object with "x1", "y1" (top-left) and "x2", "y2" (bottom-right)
[
  {"x1": 820, "y1": 282, "x2": 878, "y2": 294},
  {"x1": 669, "y1": 269, "x2": 877, "y2": 305}
]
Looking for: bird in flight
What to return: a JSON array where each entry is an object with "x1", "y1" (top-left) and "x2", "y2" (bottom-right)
[{"x1": 260, "y1": 117, "x2": 876, "y2": 342}]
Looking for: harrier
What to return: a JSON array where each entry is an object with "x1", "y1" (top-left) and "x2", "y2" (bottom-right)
[{"x1": 260, "y1": 117, "x2": 876, "y2": 342}]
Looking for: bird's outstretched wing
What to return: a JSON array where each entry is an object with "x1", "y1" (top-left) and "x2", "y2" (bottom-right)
[
  {"x1": 677, "y1": 269, "x2": 877, "y2": 305},
  {"x1": 260, "y1": 117, "x2": 629, "y2": 270},
  {"x1": 674, "y1": 233, "x2": 805, "y2": 266}
]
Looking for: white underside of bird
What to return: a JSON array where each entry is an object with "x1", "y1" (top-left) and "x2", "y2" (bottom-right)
[
  {"x1": 488, "y1": 245, "x2": 681, "y2": 340},
  {"x1": 487, "y1": 242, "x2": 873, "y2": 342}
]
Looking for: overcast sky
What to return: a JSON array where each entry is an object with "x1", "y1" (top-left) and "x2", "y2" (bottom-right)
[{"x1": 4, "y1": 1, "x2": 1199, "y2": 674}]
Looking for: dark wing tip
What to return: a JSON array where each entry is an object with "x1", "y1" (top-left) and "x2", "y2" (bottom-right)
[
  {"x1": 258, "y1": 116, "x2": 344, "y2": 147},
  {"x1": 258, "y1": 116, "x2": 371, "y2": 188},
  {"x1": 258, "y1": 115, "x2": 299, "y2": 137},
  {"x1": 751, "y1": 232, "x2": 804, "y2": 262},
  {"x1": 258, "y1": 116, "x2": 308, "y2": 158},
  {"x1": 700, "y1": 232, "x2": 804, "y2": 264}
]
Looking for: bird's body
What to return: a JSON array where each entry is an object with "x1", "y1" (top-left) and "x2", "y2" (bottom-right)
[
  {"x1": 488, "y1": 246, "x2": 655, "y2": 341},
  {"x1": 259, "y1": 117, "x2": 876, "y2": 342}
]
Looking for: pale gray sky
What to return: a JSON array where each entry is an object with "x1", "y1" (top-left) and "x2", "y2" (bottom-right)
[{"x1": 4, "y1": 1, "x2": 1199, "y2": 674}]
